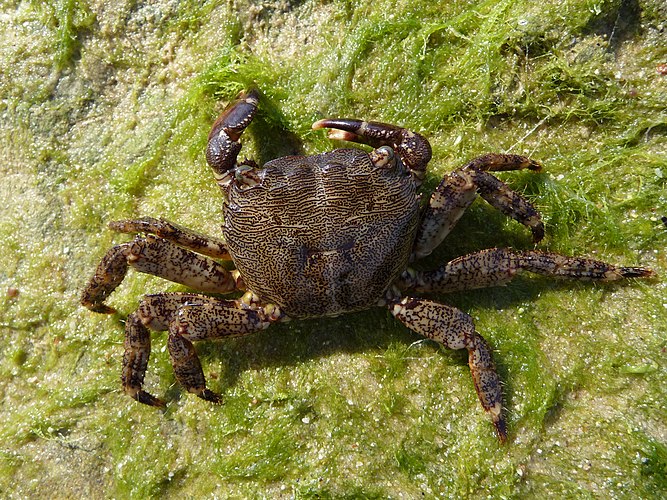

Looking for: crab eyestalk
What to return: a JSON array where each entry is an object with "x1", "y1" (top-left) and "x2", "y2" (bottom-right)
[
  {"x1": 369, "y1": 145, "x2": 398, "y2": 170},
  {"x1": 312, "y1": 118, "x2": 432, "y2": 186},
  {"x1": 206, "y1": 89, "x2": 260, "y2": 192}
]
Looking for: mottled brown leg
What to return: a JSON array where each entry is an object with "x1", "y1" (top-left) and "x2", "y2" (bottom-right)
[
  {"x1": 123, "y1": 312, "x2": 165, "y2": 406},
  {"x1": 81, "y1": 236, "x2": 240, "y2": 313},
  {"x1": 389, "y1": 297, "x2": 506, "y2": 442},
  {"x1": 466, "y1": 153, "x2": 541, "y2": 172},
  {"x1": 399, "y1": 247, "x2": 654, "y2": 293},
  {"x1": 109, "y1": 217, "x2": 231, "y2": 259},
  {"x1": 124, "y1": 292, "x2": 283, "y2": 405},
  {"x1": 80, "y1": 244, "x2": 129, "y2": 313},
  {"x1": 168, "y1": 329, "x2": 221, "y2": 403},
  {"x1": 122, "y1": 293, "x2": 211, "y2": 405},
  {"x1": 414, "y1": 154, "x2": 543, "y2": 259}
]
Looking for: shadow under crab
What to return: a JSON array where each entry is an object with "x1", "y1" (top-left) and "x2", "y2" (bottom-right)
[{"x1": 81, "y1": 89, "x2": 653, "y2": 442}]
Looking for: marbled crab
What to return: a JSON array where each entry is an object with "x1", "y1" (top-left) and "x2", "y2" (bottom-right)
[{"x1": 82, "y1": 89, "x2": 653, "y2": 441}]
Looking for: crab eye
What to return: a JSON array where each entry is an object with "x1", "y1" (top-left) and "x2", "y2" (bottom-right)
[
  {"x1": 370, "y1": 146, "x2": 396, "y2": 170},
  {"x1": 234, "y1": 165, "x2": 263, "y2": 188}
]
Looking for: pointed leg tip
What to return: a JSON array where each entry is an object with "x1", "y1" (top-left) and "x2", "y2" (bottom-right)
[
  {"x1": 197, "y1": 388, "x2": 223, "y2": 404},
  {"x1": 621, "y1": 267, "x2": 655, "y2": 279},
  {"x1": 527, "y1": 160, "x2": 542, "y2": 171},
  {"x1": 494, "y1": 418, "x2": 508, "y2": 444},
  {"x1": 485, "y1": 401, "x2": 507, "y2": 443},
  {"x1": 83, "y1": 301, "x2": 117, "y2": 314},
  {"x1": 133, "y1": 390, "x2": 166, "y2": 407},
  {"x1": 532, "y1": 224, "x2": 545, "y2": 243}
]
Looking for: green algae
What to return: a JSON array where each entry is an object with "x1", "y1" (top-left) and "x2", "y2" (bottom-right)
[{"x1": 0, "y1": 0, "x2": 665, "y2": 497}]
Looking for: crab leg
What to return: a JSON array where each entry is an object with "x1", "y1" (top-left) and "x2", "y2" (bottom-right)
[
  {"x1": 122, "y1": 293, "x2": 282, "y2": 406},
  {"x1": 80, "y1": 235, "x2": 240, "y2": 314},
  {"x1": 206, "y1": 88, "x2": 260, "y2": 191},
  {"x1": 398, "y1": 247, "x2": 654, "y2": 293},
  {"x1": 312, "y1": 118, "x2": 432, "y2": 186},
  {"x1": 388, "y1": 297, "x2": 506, "y2": 442},
  {"x1": 123, "y1": 311, "x2": 161, "y2": 406},
  {"x1": 414, "y1": 154, "x2": 543, "y2": 259},
  {"x1": 109, "y1": 217, "x2": 231, "y2": 259}
]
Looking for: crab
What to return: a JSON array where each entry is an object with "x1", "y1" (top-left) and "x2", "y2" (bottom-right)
[{"x1": 81, "y1": 89, "x2": 653, "y2": 442}]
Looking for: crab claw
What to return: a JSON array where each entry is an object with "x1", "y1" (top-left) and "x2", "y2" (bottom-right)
[
  {"x1": 206, "y1": 89, "x2": 260, "y2": 181},
  {"x1": 313, "y1": 118, "x2": 432, "y2": 185}
]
